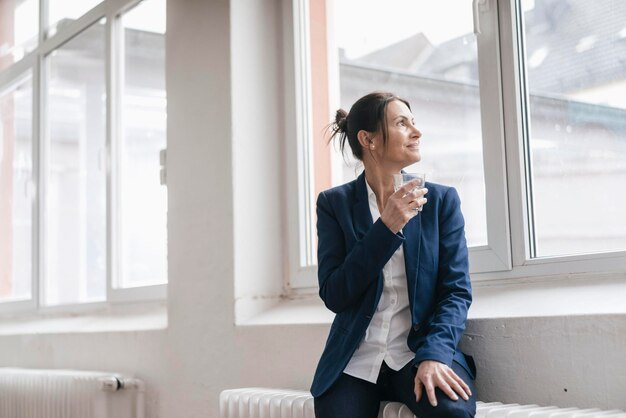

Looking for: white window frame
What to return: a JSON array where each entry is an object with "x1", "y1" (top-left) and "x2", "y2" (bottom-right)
[
  {"x1": 0, "y1": 0, "x2": 167, "y2": 315},
  {"x1": 0, "y1": 65, "x2": 38, "y2": 314},
  {"x1": 284, "y1": 0, "x2": 626, "y2": 292},
  {"x1": 284, "y1": 0, "x2": 317, "y2": 289},
  {"x1": 493, "y1": 0, "x2": 626, "y2": 281}
]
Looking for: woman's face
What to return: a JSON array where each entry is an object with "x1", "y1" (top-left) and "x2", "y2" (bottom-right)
[{"x1": 369, "y1": 100, "x2": 422, "y2": 171}]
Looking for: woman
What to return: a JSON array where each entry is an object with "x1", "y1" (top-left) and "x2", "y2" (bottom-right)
[{"x1": 311, "y1": 92, "x2": 476, "y2": 418}]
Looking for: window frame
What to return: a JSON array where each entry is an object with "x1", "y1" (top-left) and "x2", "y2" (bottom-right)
[
  {"x1": 0, "y1": 0, "x2": 167, "y2": 315},
  {"x1": 0, "y1": 65, "x2": 37, "y2": 314},
  {"x1": 284, "y1": 0, "x2": 317, "y2": 289},
  {"x1": 496, "y1": 0, "x2": 626, "y2": 280},
  {"x1": 285, "y1": 0, "x2": 626, "y2": 292}
]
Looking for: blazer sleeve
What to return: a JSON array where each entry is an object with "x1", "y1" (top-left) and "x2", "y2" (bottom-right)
[
  {"x1": 413, "y1": 186, "x2": 472, "y2": 367},
  {"x1": 316, "y1": 191, "x2": 404, "y2": 313}
]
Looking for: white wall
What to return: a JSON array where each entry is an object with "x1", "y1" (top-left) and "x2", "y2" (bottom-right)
[
  {"x1": 231, "y1": 0, "x2": 286, "y2": 321},
  {"x1": 462, "y1": 313, "x2": 626, "y2": 409},
  {"x1": 0, "y1": 1, "x2": 625, "y2": 417},
  {"x1": 163, "y1": 0, "x2": 327, "y2": 415}
]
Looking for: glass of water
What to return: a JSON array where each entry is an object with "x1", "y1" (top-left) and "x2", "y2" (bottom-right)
[{"x1": 393, "y1": 173, "x2": 426, "y2": 212}]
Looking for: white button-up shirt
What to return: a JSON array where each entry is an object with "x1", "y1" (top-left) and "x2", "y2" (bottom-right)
[{"x1": 343, "y1": 181, "x2": 414, "y2": 383}]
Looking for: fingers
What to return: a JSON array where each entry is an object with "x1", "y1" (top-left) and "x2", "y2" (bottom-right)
[
  {"x1": 416, "y1": 361, "x2": 473, "y2": 408},
  {"x1": 449, "y1": 369, "x2": 472, "y2": 399},
  {"x1": 437, "y1": 379, "x2": 459, "y2": 402},
  {"x1": 380, "y1": 184, "x2": 427, "y2": 233},
  {"x1": 425, "y1": 380, "x2": 438, "y2": 407},
  {"x1": 411, "y1": 196, "x2": 428, "y2": 211},
  {"x1": 398, "y1": 185, "x2": 428, "y2": 201},
  {"x1": 419, "y1": 372, "x2": 448, "y2": 407},
  {"x1": 414, "y1": 377, "x2": 423, "y2": 403},
  {"x1": 446, "y1": 378, "x2": 469, "y2": 401},
  {"x1": 397, "y1": 187, "x2": 428, "y2": 212},
  {"x1": 415, "y1": 367, "x2": 438, "y2": 407},
  {"x1": 439, "y1": 367, "x2": 471, "y2": 400},
  {"x1": 394, "y1": 179, "x2": 425, "y2": 197},
  {"x1": 398, "y1": 178, "x2": 422, "y2": 194}
]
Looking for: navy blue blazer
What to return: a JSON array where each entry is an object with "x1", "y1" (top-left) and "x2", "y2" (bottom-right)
[{"x1": 310, "y1": 172, "x2": 474, "y2": 398}]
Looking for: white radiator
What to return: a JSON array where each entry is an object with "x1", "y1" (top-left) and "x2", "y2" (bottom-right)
[
  {"x1": 0, "y1": 368, "x2": 145, "y2": 418},
  {"x1": 219, "y1": 388, "x2": 626, "y2": 418}
]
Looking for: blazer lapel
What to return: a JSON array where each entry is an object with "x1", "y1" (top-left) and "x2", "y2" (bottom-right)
[
  {"x1": 403, "y1": 212, "x2": 421, "y2": 310},
  {"x1": 352, "y1": 173, "x2": 373, "y2": 240},
  {"x1": 352, "y1": 173, "x2": 384, "y2": 303}
]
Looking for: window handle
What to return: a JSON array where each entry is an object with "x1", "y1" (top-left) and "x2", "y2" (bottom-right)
[
  {"x1": 473, "y1": 0, "x2": 488, "y2": 35},
  {"x1": 159, "y1": 148, "x2": 167, "y2": 185}
]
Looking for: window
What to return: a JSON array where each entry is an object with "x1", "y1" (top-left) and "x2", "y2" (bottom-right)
[
  {"x1": 286, "y1": 0, "x2": 626, "y2": 289},
  {"x1": 324, "y1": 0, "x2": 488, "y2": 248},
  {"x1": 45, "y1": 20, "x2": 107, "y2": 306},
  {"x1": 0, "y1": 73, "x2": 33, "y2": 303},
  {"x1": 117, "y1": 0, "x2": 167, "y2": 289},
  {"x1": 0, "y1": 0, "x2": 39, "y2": 71},
  {"x1": 47, "y1": 0, "x2": 103, "y2": 37},
  {"x1": 521, "y1": 0, "x2": 626, "y2": 258},
  {"x1": 0, "y1": 0, "x2": 167, "y2": 312}
]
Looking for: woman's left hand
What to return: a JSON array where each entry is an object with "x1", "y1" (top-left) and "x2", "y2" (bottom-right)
[{"x1": 414, "y1": 360, "x2": 471, "y2": 407}]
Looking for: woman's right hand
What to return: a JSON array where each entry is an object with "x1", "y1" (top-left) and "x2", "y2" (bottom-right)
[{"x1": 380, "y1": 180, "x2": 428, "y2": 234}]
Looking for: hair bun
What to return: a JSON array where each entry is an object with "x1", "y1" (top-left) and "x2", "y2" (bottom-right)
[{"x1": 335, "y1": 109, "x2": 348, "y2": 133}]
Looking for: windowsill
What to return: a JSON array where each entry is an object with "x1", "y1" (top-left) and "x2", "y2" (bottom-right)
[
  {"x1": 239, "y1": 297, "x2": 334, "y2": 326},
  {"x1": 469, "y1": 273, "x2": 626, "y2": 319},
  {"x1": 0, "y1": 301, "x2": 167, "y2": 336},
  {"x1": 239, "y1": 274, "x2": 626, "y2": 326}
]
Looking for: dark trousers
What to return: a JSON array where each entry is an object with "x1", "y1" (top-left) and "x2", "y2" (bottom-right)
[{"x1": 314, "y1": 360, "x2": 476, "y2": 418}]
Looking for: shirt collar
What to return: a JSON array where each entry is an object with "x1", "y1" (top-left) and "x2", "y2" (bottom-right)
[
  {"x1": 364, "y1": 177, "x2": 379, "y2": 219},
  {"x1": 365, "y1": 177, "x2": 376, "y2": 199}
]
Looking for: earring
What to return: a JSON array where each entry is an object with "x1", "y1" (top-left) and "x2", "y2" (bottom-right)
[{"x1": 370, "y1": 144, "x2": 375, "y2": 149}]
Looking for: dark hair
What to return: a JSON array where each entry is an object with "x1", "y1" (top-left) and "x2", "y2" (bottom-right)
[{"x1": 328, "y1": 92, "x2": 411, "y2": 161}]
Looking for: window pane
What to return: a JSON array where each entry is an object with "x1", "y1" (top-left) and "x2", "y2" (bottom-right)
[
  {"x1": 45, "y1": 21, "x2": 106, "y2": 305},
  {"x1": 522, "y1": 0, "x2": 626, "y2": 257},
  {"x1": 47, "y1": 0, "x2": 102, "y2": 38},
  {"x1": 0, "y1": 73, "x2": 33, "y2": 302},
  {"x1": 0, "y1": 0, "x2": 39, "y2": 71},
  {"x1": 319, "y1": 0, "x2": 487, "y2": 247},
  {"x1": 118, "y1": 0, "x2": 167, "y2": 288}
]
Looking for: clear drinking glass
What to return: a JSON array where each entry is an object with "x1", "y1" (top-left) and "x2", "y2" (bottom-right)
[{"x1": 393, "y1": 173, "x2": 426, "y2": 212}]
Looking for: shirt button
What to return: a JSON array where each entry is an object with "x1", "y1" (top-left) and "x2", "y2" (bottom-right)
[
  {"x1": 391, "y1": 299, "x2": 396, "y2": 304},
  {"x1": 383, "y1": 323, "x2": 389, "y2": 329}
]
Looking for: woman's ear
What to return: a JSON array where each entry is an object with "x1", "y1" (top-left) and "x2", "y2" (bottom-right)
[{"x1": 357, "y1": 130, "x2": 373, "y2": 150}]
